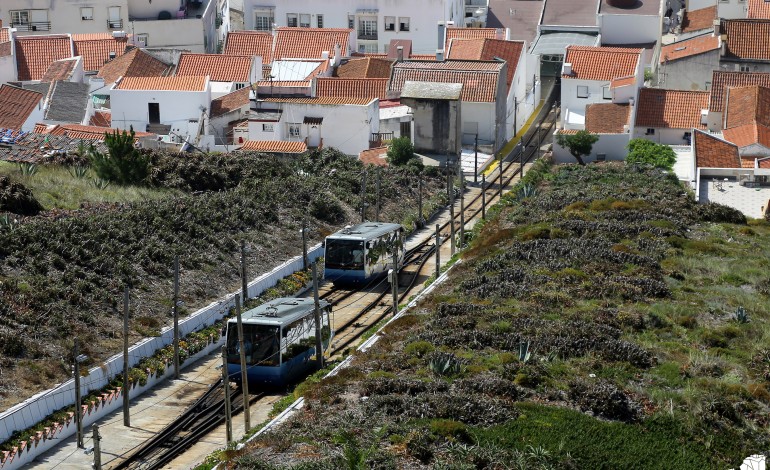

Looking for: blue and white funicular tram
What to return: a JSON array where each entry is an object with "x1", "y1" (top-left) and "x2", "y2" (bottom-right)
[
  {"x1": 324, "y1": 222, "x2": 405, "y2": 286},
  {"x1": 225, "y1": 297, "x2": 332, "y2": 388}
]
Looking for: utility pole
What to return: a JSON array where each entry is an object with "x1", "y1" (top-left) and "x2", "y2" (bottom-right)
[
  {"x1": 499, "y1": 152, "x2": 504, "y2": 195},
  {"x1": 417, "y1": 174, "x2": 423, "y2": 227},
  {"x1": 92, "y1": 424, "x2": 102, "y2": 470},
  {"x1": 459, "y1": 187, "x2": 465, "y2": 250},
  {"x1": 73, "y1": 339, "x2": 83, "y2": 449},
  {"x1": 123, "y1": 287, "x2": 130, "y2": 427},
  {"x1": 449, "y1": 202, "x2": 456, "y2": 256},
  {"x1": 446, "y1": 160, "x2": 451, "y2": 199},
  {"x1": 236, "y1": 294, "x2": 250, "y2": 432},
  {"x1": 360, "y1": 169, "x2": 367, "y2": 223},
  {"x1": 482, "y1": 174, "x2": 486, "y2": 220},
  {"x1": 240, "y1": 240, "x2": 248, "y2": 303},
  {"x1": 474, "y1": 133, "x2": 479, "y2": 184},
  {"x1": 312, "y1": 262, "x2": 323, "y2": 369},
  {"x1": 520, "y1": 139, "x2": 524, "y2": 176},
  {"x1": 375, "y1": 168, "x2": 381, "y2": 222},
  {"x1": 390, "y1": 242, "x2": 399, "y2": 315},
  {"x1": 301, "y1": 218, "x2": 308, "y2": 271},
  {"x1": 221, "y1": 345, "x2": 233, "y2": 444},
  {"x1": 435, "y1": 224, "x2": 440, "y2": 280},
  {"x1": 173, "y1": 255, "x2": 180, "y2": 379}
]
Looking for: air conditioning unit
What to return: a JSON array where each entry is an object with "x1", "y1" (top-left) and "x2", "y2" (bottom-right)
[{"x1": 700, "y1": 109, "x2": 708, "y2": 125}]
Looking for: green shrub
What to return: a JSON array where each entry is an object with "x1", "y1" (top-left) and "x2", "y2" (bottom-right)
[
  {"x1": 404, "y1": 340, "x2": 435, "y2": 358},
  {"x1": 386, "y1": 137, "x2": 415, "y2": 166},
  {"x1": 88, "y1": 127, "x2": 150, "y2": 185},
  {"x1": 429, "y1": 419, "x2": 472, "y2": 442},
  {"x1": 625, "y1": 139, "x2": 676, "y2": 170}
]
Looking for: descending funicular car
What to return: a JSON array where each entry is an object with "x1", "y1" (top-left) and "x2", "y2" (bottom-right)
[{"x1": 324, "y1": 222, "x2": 404, "y2": 286}]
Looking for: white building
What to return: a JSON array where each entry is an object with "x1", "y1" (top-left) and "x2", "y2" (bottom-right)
[
  {"x1": 599, "y1": 0, "x2": 665, "y2": 45},
  {"x1": 175, "y1": 53, "x2": 261, "y2": 98},
  {"x1": 242, "y1": 0, "x2": 464, "y2": 54},
  {"x1": 0, "y1": 28, "x2": 16, "y2": 85},
  {"x1": 110, "y1": 75, "x2": 211, "y2": 141},
  {"x1": 634, "y1": 88, "x2": 710, "y2": 145}
]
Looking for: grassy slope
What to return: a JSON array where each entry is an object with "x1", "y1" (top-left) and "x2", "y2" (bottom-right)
[{"x1": 232, "y1": 162, "x2": 770, "y2": 469}]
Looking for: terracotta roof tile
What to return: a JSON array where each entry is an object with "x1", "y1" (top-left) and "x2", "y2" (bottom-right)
[
  {"x1": 660, "y1": 34, "x2": 720, "y2": 63},
  {"x1": 748, "y1": 0, "x2": 770, "y2": 18},
  {"x1": 710, "y1": 70, "x2": 770, "y2": 113},
  {"x1": 444, "y1": 28, "x2": 498, "y2": 50},
  {"x1": 33, "y1": 123, "x2": 48, "y2": 134},
  {"x1": 409, "y1": 54, "x2": 438, "y2": 61},
  {"x1": 723, "y1": 123, "x2": 770, "y2": 148},
  {"x1": 0, "y1": 85, "x2": 43, "y2": 130},
  {"x1": 562, "y1": 46, "x2": 641, "y2": 81},
  {"x1": 115, "y1": 76, "x2": 207, "y2": 91},
  {"x1": 386, "y1": 39, "x2": 412, "y2": 59},
  {"x1": 724, "y1": 85, "x2": 770, "y2": 129},
  {"x1": 89, "y1": 110, "x2": 111, "y2": 127},
  {"x1": 255, "y1": 80, "x2": 310, "y2": 87},
  {"x1": 447, "y1": 38, "x2": 524, "y2": 91},
  {"x1": 176, "y1": 53, "x2": 253, "y2": 82},
  {"x1": 97, "y1": 48, "x2": 170, "y2": 84},
  {"x1": 210, "y1": 87, "x2": 250, "y2": 117},
  {"x1": 41, "y1": 57, "x2": 79, "y2": 82},
  {"x1": 0, "y1": 41, "x2": 10, "y2": 58},
  {"x1": 585, "y1": 103, "x2": 630, "y2": 133},
  {"x1": 239, "y1": 140, "x2": 307, "y2": 153},
  {"x1": 316, "y1": 78, "x2": 388, "y2": 100},
  {"x1": 721, "y1": 19, "x2": 770, "y2": 60},
  {"x1": 636, "y1": 88, "x2": 709, "y2": 129},
  {"x1": 43, "y1": 123, "x2": 153, "y2": 139},
  {"x1": 72, "y1": 33, "x2": 128, "y2": 72},
  {"x1": 224, "y1": 31, "x2": 273, "y2": 63},
  {"x1": 694, "y1": 130, "x2": 741, "y2": 167},
  {"x1": 260, "y1": 96, "x2": 374, "y2": 105},
  {"x1": 741, "y1": 156, "x2": 757, "y2": 168},
  {"x1": 335, "y1": 57, "x2": 393, "y2": 78},
  {"x1": 359, "y1": 146, "x2": 389, "y2": 166},
  {"x1": 0, "y1": 29, "x2": 9, "y2": 44},
  {"x1": 273, "y1": 27, "x2": 351, "y2": 60},
  {"x1": 610, "y1": 75, "x2": 636, "y2": 88},
  {"x1": 15, "y1": 35, "x2": 73, "y2": 81},
  {"x1": 682, "y1": 6, "x2": 717, "y2": 33},
  {"x1": 390, "y1": 60, "x2": 505, "y2": 102}
]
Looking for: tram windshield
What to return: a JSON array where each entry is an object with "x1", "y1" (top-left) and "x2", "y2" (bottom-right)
[
  {"x1": 226, "y1": 323, "x2": 280, "y2": 366},
  {"x1": 325, "y1": 239, "x2": 365, "y2": 269}
]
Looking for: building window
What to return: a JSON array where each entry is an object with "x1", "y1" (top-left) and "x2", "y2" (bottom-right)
[
  {"x1": 317, "y1": 14, "x2": 323, "y2": 28},
  {"x1": 399, "y1": 17, "x2": 410, "y2": 31},
  {"x1": 254, "y1": 11, "x2": 273, "y2": 31},
  {"x1": 287, "y1": 123, "x2": 301, "y2": 137},
  {"x1": 348, "y1": 15, "x2": 355, "y2": 29},
  {"x1": 645, "y1": 128, "x2": 655, "y2": 135},
  {"x1": 740, "y1": 64, "x2": 750, "y2": 72},
  {"x1": 385, "y1": 16, "x2": 395, "y2": 31},
  {"x1": 137, "y1": 33, "x2": 149, "y2": 47},
  {"x1": 287, "y1": 13, "x2": 298, "y2": 27},
  {"x1": 235, "y1": 83, "x2": 246, "y2": 90},
  {"x1": 80, "y1": 7, "x2": 93, "y2": 20},
  {"x1": 299, "y1": 14, "x2": 310, "y2": 28},
  {"x1": 596, "y1": 153, "x2": 606, "y2": 161},
  {"x1": 11, "y1": 10, "x2": 29, "y2": 25},
  {"x1": 602, "y1": 86, "x2": 611, "y2": 99},
  {"x1": 358, "y1": 43, "x2": 378, "y2": 54},
  {"x1": 577, "y1": 86, "x2": 589, "y2": 98},
  {"x1": 358, "y1": 19, "x2": 377, "y2": 40},
  {"x1": 705, "y1": 81, "x2": 712, "y2": 90},
  {"x1": 263, "y1": 123, "x2": 274, "y2": 132}
]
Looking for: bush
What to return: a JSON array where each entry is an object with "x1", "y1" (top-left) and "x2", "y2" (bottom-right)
[
  {"x1": 89, "y1": 127, "x2": 150, "y2": 185},
  {"x1": 625, "y1": 139, "x2": 677, "y2": 171},
  {"x1": 569, "y1": 379, "x2": 641, "y2": 422},
  {"x1": 0, "y1": 176, "x2": 42, "y2": 215},
  {"x1": 386, "y1": 137, "x2": 415, "y2": 166}
]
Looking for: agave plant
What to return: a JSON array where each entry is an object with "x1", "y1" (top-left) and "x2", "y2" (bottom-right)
[
  {"x1": 429, "y1": 352, "x2": 464, "y2": 377},
  {"x1": 518, "y1": 340, "x2": 532, "y2": 363},
  {"x1": 68, "y1": 165, "x2": 89, "y2": 179},
  {"x1": 90, "y1": 177, "x2": 111, "y2": 190},
  {"x1": 17, "y1": 162, "x2": 38, "y2": 177},
  {"x1": 516, "y1": 183, "x2": 539, "y2": 201},
  {"x1": 734, "y1": 306, "x2": 750, "y2": 324}
]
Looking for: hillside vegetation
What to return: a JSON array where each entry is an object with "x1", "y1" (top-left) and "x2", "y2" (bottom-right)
[
  {"x1": 0, "y1": 149, "x2": 446, "y2": 411},
  {"x1": 231, "y1": 162, "x2": 770, "y2": 469}
]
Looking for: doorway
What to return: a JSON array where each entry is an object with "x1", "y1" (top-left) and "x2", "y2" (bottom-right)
[
  {"x1": 308, "y1": 124, "x2": 321, "y2": 147},
  {"x1": 148, "y1": 103, "x2": 160, "y2": 124}
]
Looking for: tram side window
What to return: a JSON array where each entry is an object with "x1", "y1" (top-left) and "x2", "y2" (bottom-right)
[
  {"x1": 326, "y1": 240, "x2": 365, "y2": 269},
  {"x1": 226, "y1": 323, "x2": 279, "y2": 366},
  {"x1": 282, "y1": 316, "x2": 315, "y2": 360}
]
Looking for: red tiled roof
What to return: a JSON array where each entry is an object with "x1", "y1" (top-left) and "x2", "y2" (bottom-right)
[
  {"x1": 115, "y1": 76, "x2": 207, "y2": 91},
  {"x1": 748, "y1": 0, "x2": 770, "y2": 18},
  {"x1": 0, "y1": 85, "x2": 43, "y2": 130},
  {"x1": 386, "y1": 39, "x2": 412, "y2": 59},
  {"x1": 723, "y1": 123, "x2": 770, "y2": 148},
  {"x1": 444, "y1": 27, "x2": 498, "y2": 50},
  {"x1": 210, "y1": 87, "x2": 250, "y2": 117},
  {"x1": 660, "y1": 34, "x2": 720, "y2": 63},
  {"x1": 239, "y1": 140, "x2": 307, "y2": 153},
  {"x1": 33, "y1": 123, "x2": 49, "y2": 134},
  {"x1": 224, "y1": 31, "x2": 273, "y2": 63},
  {"x1": 359, "y1": 146, "x2": 389, "y2": 166},
  {"x1": 335, "y1": 57, "x2": 393, "y2": 78},
  {"x1": 390, "y1": 61, "x2": 504, "y2": 102},
  {"x1": 584, "y1": 103, "x2": 630, "y2": 133},
  {"x1": 562, "y1": 46, "x2": 641, "y2": 81},
  {"x1": 0, "y1": 29, "x2": 9, "y2": 43},
  {"x1": 97, "y1": 47, "x2": 170, "y2": 84},
  {"x1": 682, "y1": 6, "x2": 717, "y2": 33},
  {"x1": 72, "y1": 33, "x2": 128, "y2": 72},
  {"x1": 636, "y1": 88, "x2": 709, "y2": 129},
  {"x1": 15, "y1": 35, "x2": 73, "y2": 81},
  {"x1": 694, "y1": 130, "x2": 740, "y2": 168},
  {"x1": 316, "y1": 78, "x2": 388, "y2": 100},
  {"x1": 44, "y1": 123, "x2": 153, "y2": 139},
  {"x1": 273, "y1": 27, "x2": 351, "y2": 60},
  {"x1": 260, "y1": 96, "x2": 374, "y2": 105},
  {"x1": 410, "y1": 55, "x2": 438, "y2": 61},
  {"x1": 0, "y1": 41, "x2": 10, "y2": 58},
  {"x1": 610, "y1": 75, "x2": 636, "y2": 89},
  {"x1": 41, "y1": 57, "x2": 79, "y2": 82},
  {"x1": 176, "y1": 53, "x2": 253, "y2": 82},
  {"x1": 741, "y1": 156, "x2": 757, "y2": 168},
  {"x1": 722, "y1": 19, "x2": 770, "y2": 60},
  {"x1": 709, "y1": 70, "x2": 770, "y2": 113},
  {"x1": 89, "y1": 110, "x2": 111, "y2": 127},
  {"x1": 724, "y1": 85, "x2": 770, "y2": 129},
  {"x1": 447, "y1": 38, "x2": 524, "y2": 91}
]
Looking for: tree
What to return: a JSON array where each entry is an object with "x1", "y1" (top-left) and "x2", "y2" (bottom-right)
[
  {"x1": 625, "y1": 139, "x2": 677, "y2": 171},
  {"x1": 386, "y1": 137, "x2": 415, "y2": 166},
  {"x1": 88, "y1": 127, "x2": 150, "y2": 185},
  {"x1": 555, "y1": 130, "x2": 599, "y2": 166}
]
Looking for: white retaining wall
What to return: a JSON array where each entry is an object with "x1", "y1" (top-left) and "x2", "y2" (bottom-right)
[{"x1": 0, "y1": 244, "x2": 324, "y2": 447}]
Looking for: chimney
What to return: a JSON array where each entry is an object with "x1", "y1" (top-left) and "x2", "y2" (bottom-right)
[
  {"x1": 397, "y1": 45, "x2": 404, "y2": 62},
  {"x1": 333, "y1": 43, "x2": 342, "y2": 66},
  {"x1": 322, "y1": 50, "x2": 330, "y2": 61},
  {"x1": 505, "y1": 28, "x2": 511, "y2": 40},
  {"x1": 720, "y1": 37, "x2": 726, "y2": 57},
  {"x1": 436, "y1": 49, "x2": 444, "y2": 62},
  {"x1": 713, "y1": 18, "x2": 720, "y2": 37},
  {"x1": 437, "y1": 21, "x2": 446, "y2": 50},
  {"x1": 562, "y1": 62, "x2": 572, "y2": 75}
]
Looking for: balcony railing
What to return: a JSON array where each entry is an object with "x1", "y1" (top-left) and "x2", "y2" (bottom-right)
[
  {"x1": 11, "y1": 21, "x2": 51, "y2": 32},
  {"x1": 107, "y1": 19, "x2": 123, "y2": 29},
  {"x1": 357, "y1": 32, "x2": 378, "y2": 40}
]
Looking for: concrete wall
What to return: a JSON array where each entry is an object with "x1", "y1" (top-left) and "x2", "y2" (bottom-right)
[
  {"x1": 720, "y1": 59, "x2": 770, "y2": 74},
  {"x1": 600, "y1": 13, "x2": 662, "y2": 45},
  {"x1": 20, "y1": 99, "x2": 45, "y2": 132},
  {"x1": 552, "y1": 131, "x2": 631, "y2": 163},
  {"x1": 127, "y1": 0, "x2": 179, "y2": 19},
  {"x1": 561, "y1": 77, "x2": 612, "y2": 128},
  {"x1": 4, "y1": 0, "x2": 130, "y2": 36},
  {"x1": 0, "y1": 54, "x2": 16, "y2": 86},
  {"x1": 110, "y1": 85, "x2": 211, "y2": 137},
  {"x1": 717, "y1": 0, "x2": 748, "y2": 19},
  {"x1": 462, "y1": 101, "x2": 495, "y2": 147},
  {"x1": 402, "y1": 97, "x2": 461, "y2": 155},
  {"x1": 131, "y1": 18, "x2": 207, "y2": 52},
  {"x1": 658, "y1": 49, "x2": 719, "y2": 90},
  {"x1": 633, "y1": 126, "x2": 693, "y2": 145},
  {"x1": 0, "y1": 243, "x2": 325, "y2": 447}
]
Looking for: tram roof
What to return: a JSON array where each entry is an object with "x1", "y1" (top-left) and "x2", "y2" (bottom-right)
[
  {"x1": 327, "y1": 222, "x2": 402, "y2": 241},
  {"x1": 234, "y1": 297, "x2": 330, "y2": 326}
]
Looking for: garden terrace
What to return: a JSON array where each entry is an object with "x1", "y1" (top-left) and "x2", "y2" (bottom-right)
[{"x1": 230, "y1": 162, "x2": 770, "y2": 468}]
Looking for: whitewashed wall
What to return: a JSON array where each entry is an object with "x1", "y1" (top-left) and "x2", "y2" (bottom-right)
[{"x1": 552, "y1": 131, "x2": 631, "y2": 163}]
